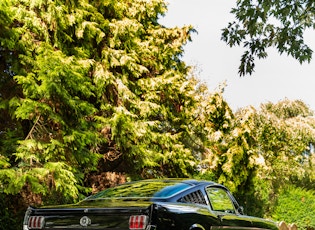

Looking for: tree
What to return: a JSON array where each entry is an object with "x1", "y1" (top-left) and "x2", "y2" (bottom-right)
[
  {"x1": 256, "y1": 100, "x2": 315, "y2": 190},
  {"x1": 0, "y1": 0, "x2": 202, "y2": 205},
  {"x1": 238, "y1": 99, "x2": 315, "y2": 217},
  {"x1": 0, "y1": 1, "x2": 218, "y2": 228},
  {"x1": 222, "y1": 0, "x2": 315, "y2": 76},
  {"x1": 198, "y1": 85, "x2": 257, "y2": 198}
]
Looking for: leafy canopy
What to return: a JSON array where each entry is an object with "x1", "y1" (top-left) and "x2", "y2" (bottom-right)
[{"x1": 222, "y1": 0, "x2": 315, "y2": 76}]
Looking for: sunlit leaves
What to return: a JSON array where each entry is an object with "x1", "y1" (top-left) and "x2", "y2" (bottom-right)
[
  {"x1": 272, "y1": 186, "x2": 315, "y2": 228},
  {"x1": 0, "y1": 0, "x2": 201, "y2": 200},
  {"x1": 197, "y1": 86, "x2": 256, "y2": 194}
]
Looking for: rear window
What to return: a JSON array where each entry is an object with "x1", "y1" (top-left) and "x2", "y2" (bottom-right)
[{"x1": 87, "y1": 180, "x2": 192, "y2": 199}]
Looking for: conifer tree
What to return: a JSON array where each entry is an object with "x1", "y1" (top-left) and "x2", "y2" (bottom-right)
[{"x1": 0, "y1": 0, "x2": 201, "y2": 200}]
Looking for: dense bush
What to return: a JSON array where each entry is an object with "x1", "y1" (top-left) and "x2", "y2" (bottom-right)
[
  {"x1": 0, "y1": 194, "x2": 25, "y2": 230},
  {"x1": 272, "y1": 186, "x2": 315, "y2": 229}
]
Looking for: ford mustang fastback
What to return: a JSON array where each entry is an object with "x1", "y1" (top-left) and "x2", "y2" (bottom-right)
[{"x1": 23, "y1": 178, "x2": 278, "y2": 230}]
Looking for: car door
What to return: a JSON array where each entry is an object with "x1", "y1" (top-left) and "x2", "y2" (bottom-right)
[{"x1": 205, "y1": 186, "x2": 253, "y2": 229}]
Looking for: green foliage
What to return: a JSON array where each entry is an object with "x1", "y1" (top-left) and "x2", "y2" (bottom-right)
[
  {"x1": 2, "y1": 42, "x2": 101, "y2": 198},
  {"x1": 222, "y1": 0, "x2": 315, "y2": 75},
  {"x1": 255, "y1": 100, "x2": 315, "y2": 190},
  {"x1": 272, "y1": 186, "x2": 315, "y2": 229},
  {"x1": 0, "y1": 194, "x2": 22, "y2": 230},
  {"x1": 0, "y1": 0, "x2": 199, "y2": 203},
  {"x1": 263, "y1": 99, "x2": 314, "y2": 119},
  {"x1": 2, "y1": 1, "x2": 315, "y2": 229},
  {"x1": 234, "y1": 100, "x2": 315, "y2": 218},
  {"x1": 198, "y1": 86, "x2": 257, "y2": 196}
]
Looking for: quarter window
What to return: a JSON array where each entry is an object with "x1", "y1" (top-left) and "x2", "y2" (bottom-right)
[
  {"x1": 178, "y1": 190, "x2": 207, "y2": 205},
  {"x1": 206, "y1": 187, "x2": 235, "y2": 213}
]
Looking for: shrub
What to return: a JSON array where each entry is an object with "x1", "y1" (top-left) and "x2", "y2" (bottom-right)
[{"x1": 272, "y1": 186, "x2": 315, "y2": 229}]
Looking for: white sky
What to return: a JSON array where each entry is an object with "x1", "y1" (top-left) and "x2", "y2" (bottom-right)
[{"x1": 159, "y1": 0, "x2": 315, "y2": 112}]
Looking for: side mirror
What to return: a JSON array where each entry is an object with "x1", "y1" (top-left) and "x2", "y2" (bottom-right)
[{"x1": 237, "y1": 206, "x2": 244, "y2": 215}]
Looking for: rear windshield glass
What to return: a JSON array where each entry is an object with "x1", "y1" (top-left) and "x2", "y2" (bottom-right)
[{"x1": 87, "y1": 180, "x2": 192, "y2": 199}]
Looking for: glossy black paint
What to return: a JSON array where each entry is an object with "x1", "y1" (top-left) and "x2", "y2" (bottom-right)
[{"x1": 23, "y1": 179, "x2": 279, "y2": 230}]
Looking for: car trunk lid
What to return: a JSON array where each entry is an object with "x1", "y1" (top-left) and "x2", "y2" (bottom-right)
[{"x1": 24, "y1": 199, "x2": 154, "y2": 230}]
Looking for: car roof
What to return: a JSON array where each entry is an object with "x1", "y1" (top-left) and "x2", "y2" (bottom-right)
[
  {"x1": 136, "y1": 178, "x2": 223, "y2": 193},
  {"x1": 85, "y1": 178, "x2": 224, "y2": 201},
  {"x1": 141, "y1": 178, "x2": 218, "y2": 186}
]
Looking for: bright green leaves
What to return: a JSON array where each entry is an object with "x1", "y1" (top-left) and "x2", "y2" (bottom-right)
[
  {"x1": 44, "y1": 162, "x2": 78, "y2": 198},
  {"x1": 272, "y1": 186, "x2": 315, "y2": 229},
  {"x1": 256, "y1": 100, "x2": 315, "y2": 187},
  {"x1": 230, "y1": 100, "x2": 315, "y2": 216},
  {"x1": 1, "y1": 0, "x2": 199, "y2": 199},
  {"x1": 199, "y1": 87, "x2": 257, "y2": 194},
  {"x1": 1, "y1": 27, "x2": 100, "y2": 197},
  {"x1": 199, "y1": 93, "x2": 315, "y2": 214},
  {"x1": 222, "y1": 0, "x2": 315, "y2": 75},
  {"x1": 14, "y1": 44, "x2": 97, "y2": 128},
  {"x1": 127, "y1": 0, "x2": 167, "y2": 23},
  {"x1": 1, "y1": 2, "x2": 315, "y2": 226},
  {"x1": 0, "y1": 162, "x2": 78, "y2": 198},
  {"x1": 1, "y1": 0, "x2": 315, "y2": 215}
]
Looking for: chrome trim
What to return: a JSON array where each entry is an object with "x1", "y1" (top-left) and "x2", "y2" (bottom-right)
[
  {"x1": 190, "y1": 223, "x2": 206, "y2": 230},
  {"x1": 211, "y1": 226, "x2": 271, "y2": 230}
]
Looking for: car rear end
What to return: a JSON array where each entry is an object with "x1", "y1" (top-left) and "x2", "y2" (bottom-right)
[
  {"x1": 23, "y1": 201, "x2": 156, "y2": 230},
  {"x1": 23, "y1": 179, "x2": 198, "y2": 230}
]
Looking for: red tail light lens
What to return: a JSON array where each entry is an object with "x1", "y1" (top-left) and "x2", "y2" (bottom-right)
[
  {"x1": 129, "y1": 215, "x2": 148, "y2": 230},
  {"x1": 28, "y1": 216, "x2": 45, "y2": 229}
]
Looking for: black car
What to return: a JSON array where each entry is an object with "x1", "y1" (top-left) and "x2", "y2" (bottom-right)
[{"x1": 23, "y1": 178, "x2": 278, "y2": 230}]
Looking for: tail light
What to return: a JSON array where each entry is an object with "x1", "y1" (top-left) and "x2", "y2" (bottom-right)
[
  {"x1": 129, "y1": 215, "x2": 148, "y2": 230},
  {"x1": 28, "y1": 216, "x2": 45, "y2": 229}
]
